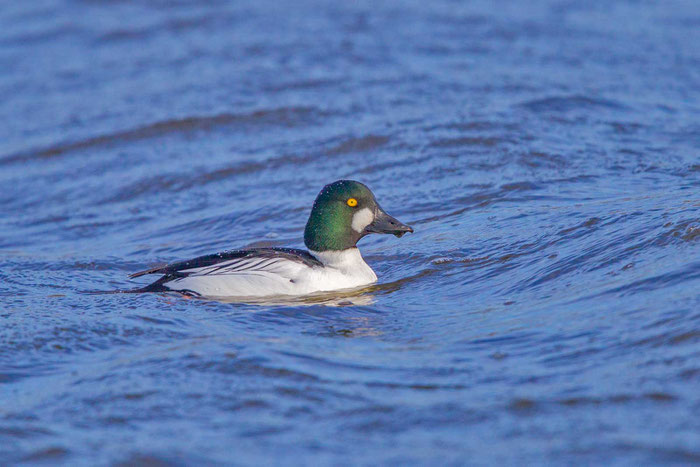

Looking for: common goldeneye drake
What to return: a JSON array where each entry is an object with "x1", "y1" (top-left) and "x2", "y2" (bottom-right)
[{"x1": 130, "y1": 180, "x2": 413, "y2": 298}]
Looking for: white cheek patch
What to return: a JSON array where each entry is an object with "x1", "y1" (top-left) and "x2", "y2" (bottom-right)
[{"x1": 351, "y1": 208, "x2": 374, "y2": 233}]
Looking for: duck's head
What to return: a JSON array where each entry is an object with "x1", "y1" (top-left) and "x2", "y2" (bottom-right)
[{"x1": 304, "y1": 180, "x2": 413, "y2": 251}]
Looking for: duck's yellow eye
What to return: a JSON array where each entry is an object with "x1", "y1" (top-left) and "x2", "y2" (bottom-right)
[{"x1": 347, "y1": 198, "x2": 358, "y2": 207}]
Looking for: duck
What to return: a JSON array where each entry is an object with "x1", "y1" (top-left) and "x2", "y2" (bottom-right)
[{"x1": 129, "y1": 180, "x2": 413, "y2": 298}]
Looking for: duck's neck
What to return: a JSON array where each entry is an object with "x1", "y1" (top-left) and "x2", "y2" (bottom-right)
[{"x1": 309, "y1": 247, "x2": 369, "y2": 271}]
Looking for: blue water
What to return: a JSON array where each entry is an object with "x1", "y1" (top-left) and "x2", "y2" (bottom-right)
[{"x1": 2, "y1": 0, "x2": 699, "y2": 464}]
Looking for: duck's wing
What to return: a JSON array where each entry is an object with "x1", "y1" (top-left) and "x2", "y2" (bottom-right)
[{"x1": 129, "y1": 248, "x2": 322, "y2": 279}]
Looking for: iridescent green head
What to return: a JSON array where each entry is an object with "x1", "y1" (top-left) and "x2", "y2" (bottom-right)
[{"x1": 304, "y1": 180, "x2": 413, "y2": 252}]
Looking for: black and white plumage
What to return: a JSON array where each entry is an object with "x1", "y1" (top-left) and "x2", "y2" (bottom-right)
[{"x1": 130, "y1": 248, "x2": 329, "y2": 297}]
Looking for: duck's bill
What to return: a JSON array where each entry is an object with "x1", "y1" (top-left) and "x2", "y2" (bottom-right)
[{"x1": 364, "y1": 209, "x2": 414, "y2": 238}]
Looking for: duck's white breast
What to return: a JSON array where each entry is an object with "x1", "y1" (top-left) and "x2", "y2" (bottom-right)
[{"x1": 302, "y1": 248, "x2": 377, "y2": 292}]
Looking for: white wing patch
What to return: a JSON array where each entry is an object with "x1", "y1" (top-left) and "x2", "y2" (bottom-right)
[
  {"x1": 351, "y1": 208, "x2": 374, "y2": 233},
  {"x1": 164, "y1": 256, "x2": 310, "y2": 297},
  {"x1": 180, "y1": 256, "x2": 293, "y2": 276}
]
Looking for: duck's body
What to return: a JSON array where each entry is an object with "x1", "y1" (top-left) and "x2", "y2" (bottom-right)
[
  {"x1": 130, "y1": 180, "x2": 411, "y2": 299},
  {"x1": 132, "y1": 247, "x2": 377, "y2": 298}
]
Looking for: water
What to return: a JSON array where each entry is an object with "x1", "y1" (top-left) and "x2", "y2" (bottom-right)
[{"x1": 2, "y1": 0, "x2": 699, "y2": 464}]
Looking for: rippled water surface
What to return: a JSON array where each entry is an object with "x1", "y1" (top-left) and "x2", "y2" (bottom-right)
[{"x1": 2, "y1": 0, "x2": 700, "y2": 464}]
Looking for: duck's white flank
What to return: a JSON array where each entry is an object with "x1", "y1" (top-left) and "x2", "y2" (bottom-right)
[{"x1": 163, "y1": 247, "x2": 377, "y2": 298}]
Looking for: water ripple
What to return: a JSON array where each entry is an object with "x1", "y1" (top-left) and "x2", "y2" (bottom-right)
[{"x1": 0, "y1": 106, "x2": 328, "y2": 165}]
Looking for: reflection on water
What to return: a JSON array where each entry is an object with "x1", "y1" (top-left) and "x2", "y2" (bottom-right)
[
  {"x1": 1, "y1": 0, "x2": 699, "y2": 464},
  {"x1": 208, "y1": 288, "x2": 378, "y2": 307}
]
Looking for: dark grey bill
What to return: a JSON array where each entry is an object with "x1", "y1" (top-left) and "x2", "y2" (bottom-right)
[{"x1": 364, "y1": 208, "x2": 414, "y2": 238}]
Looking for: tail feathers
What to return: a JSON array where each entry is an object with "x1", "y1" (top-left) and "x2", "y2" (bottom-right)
[{"x1": 129, "y1": 264, "x2": 168, "y2": 279}]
